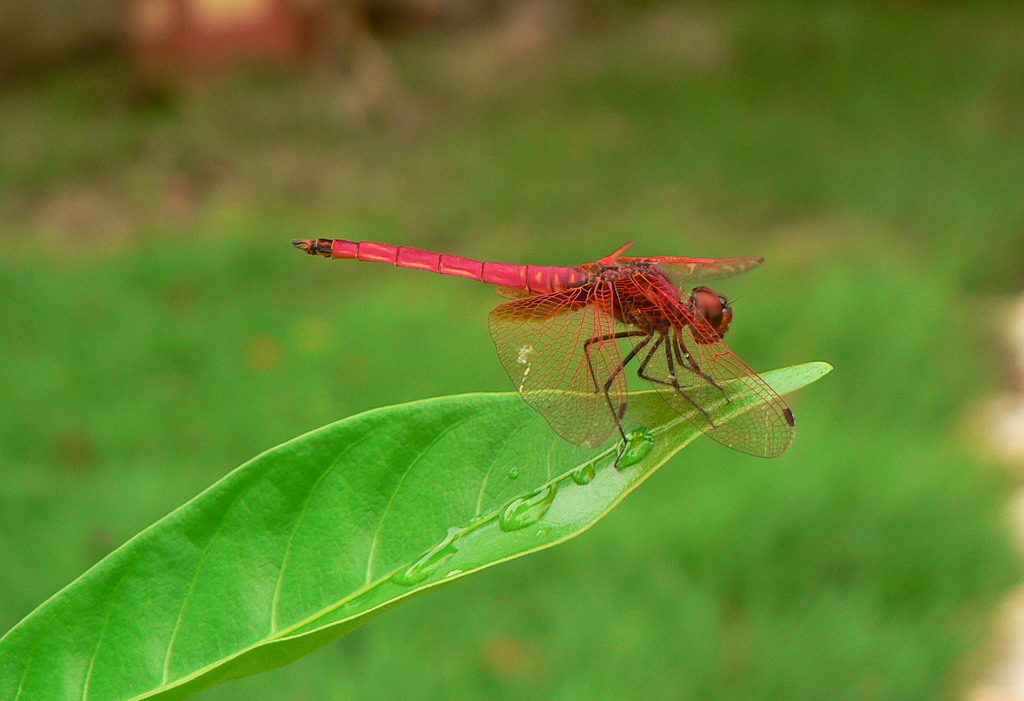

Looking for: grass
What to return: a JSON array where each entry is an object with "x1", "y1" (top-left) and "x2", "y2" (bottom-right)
[{"x1": 1, "y1": 2, "x2": 1022, "y2": 699}]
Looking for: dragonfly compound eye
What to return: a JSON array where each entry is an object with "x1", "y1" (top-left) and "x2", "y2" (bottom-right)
[{"x1": 690, "y1": 286, "x2": 733, "y2": 338}]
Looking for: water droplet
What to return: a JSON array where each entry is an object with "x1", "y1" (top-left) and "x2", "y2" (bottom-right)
[
  {"x1": 617, "y1": 428, "x2": 655, "y2": 467},
  {"x1": 391, "y1": 527, "x2": 463, "y2": 586},
  {"x1": 444, "y1": 562, "x2": 480, "y2": 579},
  {"x1": 508, "y1": 467, "x2": 520, "y2": 480},
  {"x1": 571, "y1": 461, "x2": 596, "y2": 485},
  {"x1": 498, "y1": 484, "x2": 557, "y2": 532}
]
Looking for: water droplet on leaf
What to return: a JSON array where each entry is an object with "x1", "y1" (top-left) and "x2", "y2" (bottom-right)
[
  {"x1": 499, "y1": 484, "x2": 557, "y2": 532},
  {"x1": 571, "y1": 461, "x2": 596, "y2": 485},
  {"x1": 617, "y1": 428, "x2": 655, "y2": 467},
  {"x1": 391, "y1": 527, "x2": 463, "y2": 586},
  {"x1": 508, "y1": 467, "x2": 520, "y2": 480}
]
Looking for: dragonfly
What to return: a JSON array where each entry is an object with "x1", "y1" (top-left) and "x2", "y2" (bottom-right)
[{"x1": 293, "y1": 238, "x2": 795, "y2": 458}]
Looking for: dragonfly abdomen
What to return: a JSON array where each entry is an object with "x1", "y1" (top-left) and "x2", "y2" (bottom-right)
[{"x1": 293, "y1": 238, "x2": 586, "y2": 294}]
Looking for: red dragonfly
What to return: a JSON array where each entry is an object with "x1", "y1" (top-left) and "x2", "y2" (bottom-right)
[{"x1": 293, "y1": 238, "x2": 795, "y2": 458}]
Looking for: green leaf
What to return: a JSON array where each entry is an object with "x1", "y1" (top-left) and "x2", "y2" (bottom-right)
[{"x1": 0, "y1": 362, "x2": 831, "y2": 700}]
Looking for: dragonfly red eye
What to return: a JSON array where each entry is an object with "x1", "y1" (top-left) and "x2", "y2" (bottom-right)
[{"x1": 690, "y1": 286, "x2": 733, "y2": 338}]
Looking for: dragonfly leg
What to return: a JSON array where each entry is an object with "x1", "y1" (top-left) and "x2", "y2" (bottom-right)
[
  {"x1": 603, "y1": 334, "x2": 653, "y2": 444},
  {"x1": 582, "y1": 330, "x2": 648, "y2": 444},
  {"x1": 585, "y1": 331, "x2": 647, "y2": 390},
  {"x1": 672, "y1": 334, "x2": 729, "y2": 397},
  {"x1": 635, "y1": 335, "x2": 671, "y2": 391},
  {"x1": 637, "y1": 333, "x2": 716, "y2": 426}
]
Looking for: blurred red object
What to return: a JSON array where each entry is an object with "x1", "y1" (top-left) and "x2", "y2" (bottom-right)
[{"x1": 128, "y1": 0, "x2": 324, "y2": 73}]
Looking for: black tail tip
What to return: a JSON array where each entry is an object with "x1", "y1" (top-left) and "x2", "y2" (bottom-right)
[{"x1": 292, "y1": 239, "x2": 312, "y2": 252}]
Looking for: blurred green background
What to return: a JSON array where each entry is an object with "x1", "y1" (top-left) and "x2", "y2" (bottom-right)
[{"x1": 2, "y1": 1, "x2": 1023, "y2": 699}]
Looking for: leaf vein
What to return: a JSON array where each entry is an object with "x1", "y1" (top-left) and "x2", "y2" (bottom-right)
[
  {"x1": 81, "y1": 571, "x2": 132, "y2": 700},
  {"x1": 472, "y1": 420, "x2": 533, "y2": 518},
  {"x1": 363, "y1": 413, "x2": 479, "y2": 584},
  {"x1": 270, "y1": 427, "x2": 382, "y2": 632},
  {"x1": 160, "y1": 483, "x2": 256, "y2": 683}
]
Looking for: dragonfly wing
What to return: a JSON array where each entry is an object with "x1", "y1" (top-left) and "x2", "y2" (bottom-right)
[
  {"x1": 488, "y1": 283, "x2": 627, "y2": 448},
  {"x1": 494, "y1": 285, "x2": 531, "y2": 300},
  {"x1": 621, "y1": 256, "x2": 764, "y2": 286},
  {"x1": 615, "y1": 274, "x2": 795, "y2": 457}
]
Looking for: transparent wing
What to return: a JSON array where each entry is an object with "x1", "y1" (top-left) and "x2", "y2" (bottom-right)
[
  {"x1": 488, "y1": 283, "x2": 626, "y2": 449},
  {"x1": 614, "y1": 274, "x2": 795, "y2": 457},
  {"x1": 620, "y1": 256, "x2": 764, "y2": 287},
  {"x1": 494, "y1": 285, "x2": 531, "y2": 300}
]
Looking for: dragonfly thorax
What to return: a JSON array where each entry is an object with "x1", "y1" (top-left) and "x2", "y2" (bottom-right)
[{"x1": 593, "y1": 260, "x2": 657, "y2": 281}]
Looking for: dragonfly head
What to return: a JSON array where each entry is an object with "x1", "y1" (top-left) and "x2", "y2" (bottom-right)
[{"x1": 689, "y1": 286, "x2": 733, "y2": 341}]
